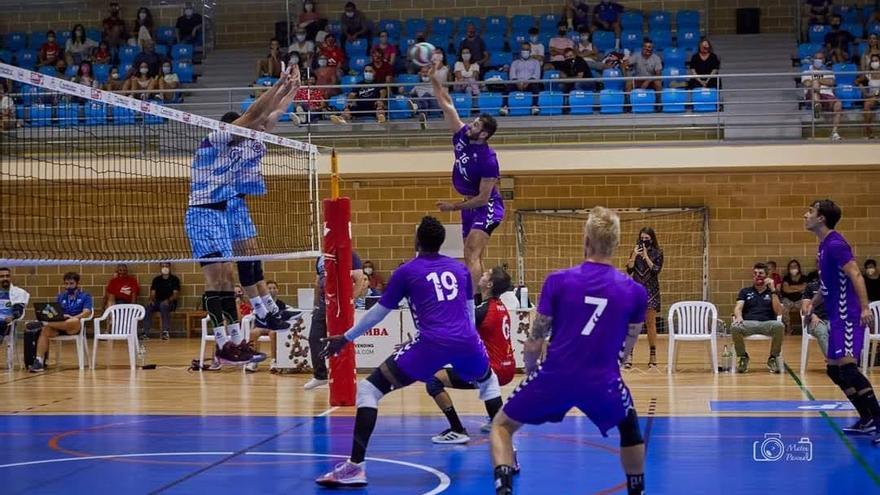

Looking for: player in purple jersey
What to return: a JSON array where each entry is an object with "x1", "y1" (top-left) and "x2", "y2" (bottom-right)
[
  {"x1": 804, "y1": 199, "x2": 880, "y2": 444},
  {"x1": 490, "y1": 207, "x2": 648, "y2": 495},
  {"x1": 315, "y1": 216, "x2": 503, "y2": 488},
  {"x1": 428, "y1": 63, "x2": 504, "y2": 304}
]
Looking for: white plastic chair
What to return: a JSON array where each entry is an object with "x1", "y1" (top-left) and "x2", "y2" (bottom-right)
[
  {"x1": 91, "y1": 304, "x2": 144, "y2": 370},
  {"x1": 241, "y1": 313, "x2": 271, "y2": 352},
  {"x1": 51, "y1": 314, "x2": 94, "y2": 370},
  {"x1": 667, "y1": 301, "x2": 718, "y2": 374},
  {"x1": 4, "y1": 315, "x2": 25, "y2": 370},
  {"x1": 799, "y1": 314, "x2": 823, "y2": 376},
  {"x1": 861, "y1": 301, "x2": 880, "y2": 374},
  {"x1": 199, "y1": 314, "x2": 214, "y2": 368}
]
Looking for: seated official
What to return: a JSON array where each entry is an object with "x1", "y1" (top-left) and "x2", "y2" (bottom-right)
[
  {"x1": 0, "y1": 267, "x2": 30, "y2": 339},
  {"x1": 731, "y1": 262, "x2": 784, "y2": 374},
  {"x1": 27, "y1": 272, "x2": 94, "y2": 373}
]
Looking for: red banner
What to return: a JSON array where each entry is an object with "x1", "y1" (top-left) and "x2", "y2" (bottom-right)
[{"x1": 323, "y1": 197, "x2": 356, "y2": 406}]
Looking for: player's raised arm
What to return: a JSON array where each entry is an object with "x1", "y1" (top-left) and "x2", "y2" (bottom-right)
[
  {"x1": 235, "y1": 63, "x2": 298, "y2": 130},
  {"x1": 429, "y1": 63, "x2": 465, "y2": 133},
  {"x1": 263, "y1": 65, "x2": 302, "y2": 132}
]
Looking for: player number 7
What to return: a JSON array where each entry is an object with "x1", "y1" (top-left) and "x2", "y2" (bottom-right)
[{"x1": 581, "y1": 296, "x2": 608, "y2": 336}]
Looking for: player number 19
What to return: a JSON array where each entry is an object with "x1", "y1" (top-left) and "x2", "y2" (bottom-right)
[
  {"x1": 426, "y1": 271, "x2": 459, "y2": 301},
  {"x1": 581, "y1": 296, "x2": 608, "y2": 336}
]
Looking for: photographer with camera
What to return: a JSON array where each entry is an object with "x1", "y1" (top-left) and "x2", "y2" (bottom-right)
[{"x1": 625, "y1": 227, "x2": 664, "y2": 368}]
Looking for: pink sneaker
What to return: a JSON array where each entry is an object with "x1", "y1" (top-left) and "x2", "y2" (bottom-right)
[{"x1": 315, "y1": 460, "x2": 367, "y2": 487}]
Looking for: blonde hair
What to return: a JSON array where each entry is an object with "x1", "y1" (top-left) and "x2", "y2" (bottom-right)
[{"x1": 584, "y1": 206, "x2": 620, "y2": 258}]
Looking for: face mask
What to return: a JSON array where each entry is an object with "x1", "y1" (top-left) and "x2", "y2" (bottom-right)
[
  {"x1": 111, "y1": 72, "x2": 119, "y2": 79},
  {"x1": 318, "y1": 58, "x2": 327, "y2": 66},
  {"x1": 139, "y1": 12, "x2": 147, "y2": 20},
  {"x1": 296, "y1": 34, "x2": 306, "y2": 41},
  {"x1": 66, "y1": 287, "x2": 77, "y2": 294},
  {"x1": 558, "y1": 30, "x2": 567, "y2": 36},
  {"x1": 76, "y1": 30, "x2": 84, "y2": 36},
  {"x1": 364, "y1": 267, "x2": 374, "y2": 275},
  {"x1": 813, "y1": 59, "x2": 824, "y2": 69},
  {"x1": 48, "y1": 37, "x2": 55, "y2": 43},
  {"x1": 185, "y1": 8, "x2": 193, "y2": 16},
  {"x1": 461, "y1": 53, "x2": 471, "y2": 62},
  {"x1": 81, "y1": 66, "x2": 90, "y2": 74},
  {"x1": 345, "y1": 11, "x2": 354, "y2": 18},
  {"x1": 421, "y1": 75, "x2": 430, "y2": 82},
  {"x1": 872, "y1": 61, "x2": 880, "y2": 70},
  {"x1": 305, "y1": 3, "x2": 314, "y2": 11},
  {"x1": 831, "y1": 23, "x2": 840, "y2": 29},
  {"x1": 140, "y1": 67, "x2": 149, "y2": 75},
  {"x1": 869, "y1": 268, "x2": 877, "y2": 276},
  {"x1": 161, "y1": 267, "x2": 170, "y2": 275},
  {"x1": 530, "y1": 35, "x2": 538, "y2": 43},
  {"x1": 789, "y1": 269, "x2": 799, "y2": 276},
  {"x1": 363, "y1": 72, "x2": 374, "y2": 82},
  {"x1": 431, "y1": 53, "x2": 442, "y2": 63},
  {"x1": 520, "y1": 50, "x2": 530, "y2": 59},
  {"x1": 290, "y1": 56, "x2": 299, "y2": 64},
  {"x1": 162, "y1": 66, "x2": 171, "y2": 74}
]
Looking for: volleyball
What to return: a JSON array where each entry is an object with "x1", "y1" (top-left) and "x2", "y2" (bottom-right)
[{"x1": 408, "y1": 42, "x2": 435, "y2": 67}]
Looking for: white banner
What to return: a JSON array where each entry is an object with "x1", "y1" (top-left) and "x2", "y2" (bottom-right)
[
  {"x1": 353, "y1": 309, "x2": 403, "y2": 369},
  {"x1": 275, "y1": 310, "x2": 314, "y2": 370}
]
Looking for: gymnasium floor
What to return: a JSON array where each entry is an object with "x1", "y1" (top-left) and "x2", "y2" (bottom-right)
[{"x1": 2, "y1": 338, "x2": 879, "y2": 494}]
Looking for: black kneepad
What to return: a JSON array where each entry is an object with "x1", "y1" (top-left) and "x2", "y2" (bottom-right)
[
  {"x1": 618, "y1": 409, "x2": 644, "y2": 448},
  {"x1": 219, "y1": 291, "x2": 238, "y2": 323},
  {"x1": 366, "y1": 368, "x2": 396, "y2": 395},
  {"x1": 237, "y1": 261, "x2": 258, "y2": 287},
  {"x1": 826, "y1": 364, "x2": 844, "y2": 387},
  {"x1": 426, "y1": 377, "x2": 445, "y2": 397},
  {"x1": 203, "y1": 291, "x2": 225, "y2": 327}
]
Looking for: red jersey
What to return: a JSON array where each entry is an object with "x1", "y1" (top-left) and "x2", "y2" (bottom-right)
[
  {"x1": 319, "y1": 44, "x2": 345, "y2": 67},
  {"x1": 477, "y1": 297, "x2": 516, "y2": 386},
  {"x1": 106, "y1": 275, "x2": 140, "y2": 303},
  {"x1": 294, "y1": 86, "x2": 323, "y2": 105}
]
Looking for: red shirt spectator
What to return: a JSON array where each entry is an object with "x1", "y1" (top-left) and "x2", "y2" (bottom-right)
[
  {"x1": 295, "y1": 82, "x2": 325, "y2": 109},
  {"x1": 374, "y1": 32, "x2": 398, "y2": 66},
  {"x1": 318, "y1": 34, "x2": 345, "y2": 68},
  {"x1": 39, "y1": 33, "x2": 62, "y2": 67},
  {"x1": 105, "y1": 264, "x2": 140, "y2": 306},
  {"x1": 314, "y1": 57, "x2": 339, "y2": 96},
  {"x1": 370, "y1": 50, "x2": 394, "y2": 83}
]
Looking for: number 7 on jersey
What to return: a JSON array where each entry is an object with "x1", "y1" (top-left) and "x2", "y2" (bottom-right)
[{"x1": 581, "y1": 296, "x2": 608, "y2": 336}]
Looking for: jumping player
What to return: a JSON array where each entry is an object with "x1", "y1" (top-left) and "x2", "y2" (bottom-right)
[
  {"x1": 429, "y1": 63, "x2": 503, "y2": 303},
  {"x1": 316, "y1": 216, "x2": 502, "y2": 488},
  {"x1": 427, "y1": 265, "x2": 515, "y2": 444},
  {"x1": 490, "y1": 207, "x2": 648, "y2": 495},
  {"x1": 803, "y1": 199, "x2": 880, "y2": 443}
]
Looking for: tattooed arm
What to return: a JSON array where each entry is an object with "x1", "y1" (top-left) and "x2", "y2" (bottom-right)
[{"x1": 524, "y1": 312, "x2": 552, "y2": 374}]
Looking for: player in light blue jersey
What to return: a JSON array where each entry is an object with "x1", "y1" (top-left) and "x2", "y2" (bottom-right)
[{"x1": 184, "y1": 64, "x2": 300, "y2": 365}]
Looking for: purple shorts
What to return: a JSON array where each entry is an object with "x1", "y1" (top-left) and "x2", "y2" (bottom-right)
[
  {"x1": 461, "y1": 197, "x2": 504, "y2": 239},
  {"x1": 393, "y1": 336, "x2": 490, "y2": 383},
  {"x1": 503, "y1": 369, "x2": 634, "y2": 436},
  {"x1": 826, "y1": 315, "x2": 864, "y2": 360}
]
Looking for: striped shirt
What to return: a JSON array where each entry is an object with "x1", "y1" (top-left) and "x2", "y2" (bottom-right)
[
  {"x1": 233, "y1": 139, "x2": 268, "y2": 196},
  {"x1": 188, "y1": 131, "x2": 240, "y2": 206}
]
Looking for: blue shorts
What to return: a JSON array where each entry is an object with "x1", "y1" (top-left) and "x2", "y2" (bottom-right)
[
  {"x1": 226, "y1": 196, "x2": 258, "y2": 242},
  {"x1": 185, "y1": 206, "x2": 232, "y2": 259},
  {"x1": 393, "y1": 337, "x2": 490, "y2": 383},
  {"x1": 461, "y1": 196, "x2": 504, "y2": 239},
  {"x1": 503, "y1": 369, "x2": 634, "y2": 436}
]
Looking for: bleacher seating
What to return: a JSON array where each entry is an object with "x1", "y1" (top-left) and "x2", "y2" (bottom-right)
[
  {"x1": 457, "y1": 16, "x2": 481, "y2": 34},
  {"x1": 16, "y1": 49, "x2": 38, "y2": 70},
  {"x1": 621, "y1": 31, "x2": 642, "y2": 53},
  {"x1": 451, "y1": 93, "x2": 472, "y2": 117},
  {"x1": 676, "y1": 10, "x2": 701, "y2": 31},
  {"x1": 388, "y1": 94, "x2": 413, "y2": 119},
  {"x1": 156, "y1": 26, "x2": 176, "y2": 46},
  {"x1": 432, "y1": 17, "x2": 454, "y2": 37},
  {"x1": 691, "y1": 88, "x2": 718, "y2": 112},
  {"x1": 543, "y1": 70, "x2": 561, "y2": 91},
  {"x1": 478, "y1": 92, "x2": 504, "y2": 116},
  {"x1": 5, "y1": 32, "x2": 27, "y2": 51},
  {"x1": 511, "y1": 15, "x2": 536, "y2": 33},
  {"x1": 405, "y1": 18, "x2": 427, "y2": 36},
  {"x1": 621, "y1": 12, "x2": 643, "y2": 32},
  {"x1": 568, "y1": 90, "x2": 593, "y2": 115},
  {"x1": 506, "y1": 91, "x2": 532, "y2": 116},
  {"x1": 834, "y1": 85, "x2": 861, "y2": 109},
  {"x1": 832, "y1": 63, "x2": 857, "y2": 86},
  {"x1": 808, "y1": 24, "x2": 830, "y2": 44},
  {"x1": 537, "y1": 91, "x2": 563, "y2": 115},
  {"x1": 599, "y1": 89, "x2": 625, "y2": 114},
  {"x1": 650, "y1": 29, "x2": 673, "y2": 52},
  {"x1": 593, "y1": 31, "x2": 616, "y2": 54},
  {"x1": 662, "y1": 66, "x2": 686, "y2": 88},
  {"x1": 602, "y1": 68, "x2": 625, "y2": 91},
  {"x1": 631, "y1": 89, "x2": 656, "y2": 113},
  {"x1": 648, "y1": 11, "x2": 672, "y2": 32},
  {"x1": 662, "y1": 88, "x2": 687, "y2": 113},
  {"x1": 27, "y1": 31, "x2": 47, "y2": 50},
  {"x1": 663, "y1": 47, "x2": 686, "y2": 69},
  {"x1": 485, "y1": 16, "x2": 507, "y2": 35},
  {"x1": 678, "y1": 30, "x2": 699, "y2": 53}
]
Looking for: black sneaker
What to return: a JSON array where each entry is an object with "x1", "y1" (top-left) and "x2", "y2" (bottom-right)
[
  {"x1": 139, "y1": 332, "x2": 150, "y2": 341},
  {"x1": 238, "y1": 341, "x2": 267, "y2": 363},
  {"x1": 842, "y1": 418, "x2": 876, "y2": 435},
  {"x1": 29, "y1": 359, "x2": 45, "y2": 373},
  {"x1": 256, "y1": 313, "x2": 292, "y2": 331},
  {"x1": 161, "y1": 331, "x2": 170, "y2": 341},
  {"x1": 736, "y1": 356, "x2": 750, "y2": 373},
  {"x1": 215, "y1": 342, "x2": 251, "y2": 365},
  {"x1": 277, "y1": 308, "x2": 302, "y2": 321},
  {"x1": 767, "y1": 355, "x2": 781, "y2": 374}
]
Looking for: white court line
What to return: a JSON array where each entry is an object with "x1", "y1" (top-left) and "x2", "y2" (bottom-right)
[
  {"x1": 0, "y1": 452, "x2": 234, "y2": 469},
  {"x1": 316, "y1": 406, "x2": 339, "y2": 417}
]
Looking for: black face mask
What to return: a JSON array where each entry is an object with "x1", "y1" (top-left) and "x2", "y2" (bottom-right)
[{"x1": 641, "y1": 240, "x2": 652, "y2": 248}]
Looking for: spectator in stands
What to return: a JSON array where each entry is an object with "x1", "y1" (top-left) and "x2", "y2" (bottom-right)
[
  {"x1": 688, "y1": 38, "x2": 721, "y2": 90},
  {"x1": 38, "y1": 31, "x2": 65, "y2": 72},
  {"x1": 256, "y1": 38, "x2": 284, "y2": 79},
  {"x1": 432, "y1": 47, "x2": 450, "y2": 82},
  {"x1": 102, "y1": 2, "x2": 127, "y2": 50},
  {"x1": 801, "y1": 281, "x2": 829, "y2": 355},
  {"x1": 802, "y1": 51, "x2": 842, "y2": 141},
  {"x1": 131, "y1": 40, "x2": 164, "y2": 77},
  {"x1": 94, "y1": 41, "x2": 112, "y2": 65},
  {"x1": 318, "y1": 33, "x2": 345, "y2": 70},
  {"x1": 72, "y1": 61, "x2": 99, "y2": 89},
  {"x1": 123, "y1": 62, "x2": 158, "y2": 100},
  {"x1": 857, "y1": 54, "x2": 880, "y2": 138},
  {"x1": 297, "y1": 0, "x2": 325, "y2": 41},
  {"x1": 292, "y1": 74, "x2": 327, "y2": 125},
  {"x1": 408, "y1": 65, "x2": 438, "y2": 125},
  {"x1": 0, "y1": 84, "x2": 18, "y2": 130},
  {"x1": 0, "y1": 267, "x2": 29, "y2": 341},
  {"x1": 824, "y1": 15, "x2": 854, "y2": 64},
  {"x1": 781, "y1": 259, "x2": 808, "y2": 334},
  {"x1": 103, "y1": 263, "x2": 140, "y2": 308},
  {"x1": 548, "y1": 21, "x2": 575, "y2": 70},
  {"x1": 459, "y1": 24, "x2": 489, "y2": 70},
  {"x1": 592, "y1": 0, "x2": 623, "y2": 37},
  {"x1": 453, "y1": 47, "x2": 481, "y2": 96},
  {"x1": 731, "y1": 262, "x2": 784, "y2": 374},
  {"x1": 370, "y1": 48, "x2": 394, "y2": 83},
  {"x1": 175, "y1": 2, "x2": 202, "y2": 46},
  {"x1": 862, "y1": 34, "x2": 880, "y2": 71},
  {"x1": 864, "y1": 259, "x2": 880, "y2": 302},
  {"x1": 104, "y1": 66, "x2": 125, "y2": 92},
  {"x1": 527, "y1": 27, "x2": 546, "y2": 64},
  {"x1": 27, "y1": 271, "x2": 93, "y2": 373},
  {"x1": 802, "y1": 0, "x2": 831, "y2": 41},
  {"x1": 132, "y1": 6, "x2": 155, "y2": 49},
  {"x1": 65, "y1": 24, "x2": 97, "y2": 67},
  {"x1": 314, "y1": 54, "x2": 340, "y2": 96},
  {"x1": 158, "y1": 61, "x2": 181, "y2": 102},
  {"x1": 558, "y1": 46, "x2": 594, "y2": 91},
  {"x1": 766, "y1": 260, "x2": 783, "y2": 288},
  {"x1": 340, "y1": 2, "x2": 371, "y2": 43},
  {"x1": 625, "y1": 39, "x2": 662, "y2": 99},
  {"x1": 363, "y1": 260, "x2": 385, "y2": 294},
  {"x1": 288, "y1": 28, "x2": 316, "y2": 67},
  {"x1": 331, "y1": 64, "x2": 387, "y2": 124},
  {"x1": 374, "y1": 30, "x2": 398, "y2": 67},
  {"x1": 508, "y1": 42, "x2": 543, "y2": 94},
  {"x1": 565, "y1": 1, "x2": 592, "y2": 31},
  {"x1": 141, "y1": 262, "x2": 180, "y2": 340},
  {"x1": 575, "y1": 26, "x2": 600, "y2": 68}
]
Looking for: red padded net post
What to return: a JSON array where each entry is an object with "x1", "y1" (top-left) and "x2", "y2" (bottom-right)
[{"x1": 323, "y1": 196, "x2": 356, "y2": 406}]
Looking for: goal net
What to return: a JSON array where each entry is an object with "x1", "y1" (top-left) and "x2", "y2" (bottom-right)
[
  {"x1": 0, "y1": 62, "x2": 319, "y2": 264},
  {"x1": 515, "y1": 208, "x2": 709, "y2": 310}
]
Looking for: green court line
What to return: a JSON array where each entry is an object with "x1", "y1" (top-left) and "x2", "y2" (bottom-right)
[{"x1": 785, "y1": 363, "x2": 880, "y2": 486}]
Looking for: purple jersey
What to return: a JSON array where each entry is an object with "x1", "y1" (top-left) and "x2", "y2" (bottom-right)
[
  {"x1": 538, "y1": 261, "x2": 648, "y2": 377},
  {"x1": 451, "y1": 125, "x2": 503, "y2": 204},
  {"x1": 817, "y1": 231, "x2": 862, "y2": 357},
  {"x1": 379, "y1": 252, "x2": 480, "y2": 347}
]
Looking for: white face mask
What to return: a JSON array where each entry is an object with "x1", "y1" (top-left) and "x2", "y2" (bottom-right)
[
  {"x1": 160, "y1": 267, "x2": 170, "y2": 275},
  {"x1": 318, "y1": 58, "x2": 327, "y2": 67},
  {"x1": 363, "y1": 71, "x2": 374, "y2": 81},
  {"x1": 431, "y1": 53, "x2": 442, "y2": 63},
  {"x1": 140, "y1": 67, "x2": 149, "y2": 75},
  {"x1": 520, "y1": 50, "x2": 530, "y2": 59},
  {"x1": 139, "y1": 12, "x2": 147, "y2": 20},
  {"x1": 305, "y1": 3, "x2": 314, "y2": 11},
  {"x1": 364, "y1": 267, "x2": 374, "y2": 275},
  {"x1": 872, "y1": 61, "x2": 880, "y2": 70},
  {"x1": 461, "y1": 53, "x2": 471, "y2": 62},
  {"x1": 813, "y1": 59, "x2": 824, "y2": 69},
  {"x1": 421, "y1": 75, "x2": 430, "y2": 82},
  {"x1": 162, "y1": 66, "x2": 171, "y2": 74},
  {"x1": 345, "y1": 11, "x2": 354, "y2": 18},
  {"x1": 184, "y1": 8, "x2": 193, "y2": 16},
  {"x1": 529, "y1": 35, "x2": 538, "y2": 43},
  {"x1": 869, "y1": 268, "x2": 877, "y2": 276},
  {"x1": 289, "y1": 55, "x2": 299, "y2": 64},
  {"x1": 296, "y1": 34, "x2": 306, "y2": 41},
  {"x1": 789, "y1": 269, "x2": 799, "y2": 276}
]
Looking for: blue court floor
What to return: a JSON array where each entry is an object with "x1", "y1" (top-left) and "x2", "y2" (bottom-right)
[{"x1": 1, "y1": 414, "x2": 878, "y2": 494}]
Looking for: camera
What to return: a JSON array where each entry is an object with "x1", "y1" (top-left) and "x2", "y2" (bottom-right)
[{"x1": 752, "y1": 433, "x2": 785, "y2": 462}]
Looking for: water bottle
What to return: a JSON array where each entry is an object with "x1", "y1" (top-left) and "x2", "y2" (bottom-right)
[
  {"x1": 721, "y1": 345, "x2": 732, "y2": 372},
  {"x1": 137, "y1": 342, "x2": 146, "y2": 369},
  {"x1": 519, "y1": 287, "x2": 529, "y2": 309}
]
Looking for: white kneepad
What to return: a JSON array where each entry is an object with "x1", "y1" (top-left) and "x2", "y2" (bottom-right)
[
  {"x1": 356, "y1": 379, "x2": 385, "y2": 409},
  {"x1": 477, "y1": 372, "x2": 501, "y2": 401}
]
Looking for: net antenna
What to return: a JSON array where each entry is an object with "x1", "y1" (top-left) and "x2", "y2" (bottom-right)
[{"x1": 0, "y1": 62, "x2": 320, "y2": 266}]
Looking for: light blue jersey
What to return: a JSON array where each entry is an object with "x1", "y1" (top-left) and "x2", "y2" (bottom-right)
[
  {"x1": 234, "y1": 139, "x2": 268, "y2": 196},
  {"x1": 188, "y1": 131, "x2": 240, "y2": 206}
]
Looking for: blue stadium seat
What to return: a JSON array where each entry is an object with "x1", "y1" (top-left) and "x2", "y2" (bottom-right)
[
  {"x1": 676, "y1": 10, "x2": 700, "y2": 31},
  {"x1": 395, "y1": 73, "x2": 419, "y2": 93},
  {"x1": 835, "y1": 85, "x2": 861, "y2": 109},
  {"x1": 340, "y1": 74, "x2": 363, "y2": 93},
  {"x1": 832, "y1": 63, "x2": 857, "y2": 86},
  {"x1": 27, "y1": 31, "x2": 47, "y2": 50},
  {"x1": 630, "y1": 88, "x2": 656, "y2": 113},
  {"x1": 154, "y1": 44, "x2": 169, "y2": 57},
  {"x1": 511, "y1": 15, "x2": 536, "y2": 33},
  {"x1": 379, "y1": 19, "x2": 402, "y2": 37},
  {"x1": 663, "y1": 47, "x2": 686, "y2": 69},
  {"x1": 57, "y1": 30, "x2": 71, "y2": 47},
  {"x1": 431, "y1": 17, "x2": 454, "y2": 37},
  {"x1": 389, "y1": 94, "x2": 413, "y2": 120},
  {"x1": 543, "y1": 70, "x2": 562, "y2": 91},
  {"x1": 485, "y1": 16, "x2": 508, "y2": 35},
  {"x1": 402, "y1": 37, "x2": 417, "y2": 51},
  {"x1": 349, "y1": 55, "x2": 369, "y2": 73},
  {"x1": 327, "y1": 21, "x2": 342, "y2": 35},
  {"x1": 798, "y1": 42, "x2": 820, "y2": 62},
  {"x1": 511, "y1": 32, "x2": 528, "y2": 47},
  {"x1": 853, "y1": 41, "x2": 866, "y2": 58},
  {"x1": 478, "y1": 92, "x2": 504, "y2": 116},
  {"x1": 255, "y1": 77, "x2": 277, "y2": 88},
  {"x1": 156, "y1": 26, "x2": 176, "y2": 45},
  {"x1": 344, "y1": 38, "x2": 368, "y2": 57},
  {"x1": 84, "y1": 101, "x2": 107, "y2": 125},
  {"x1": 144, "y1": 103, "x2": 165, "y2": 125},
  {"x1": 661, "y1": 88, "x2": 687, "y2": 113},
  {"x1": 868, "y1": 22, "x2": 880, "y2": 38},
  {"x1": 691, "y1": 87, "x2": 718, "y2": 112},
  {"x1": 171, "y1": 44, "x2": 194, "y2": 62},
  {"x1": 840, "y1": 6, "x2": 860, "y2": 23},
  {"x1": 329, "y1": 94, "x2": 348, "y2": 111},
  {"x1": 648, "y1": 11, "x2": 672, "y2": 31},
  {"x1": 15, "y1": 49, "x2": 38, "y2": 70},
  {"x1": 506, "y1": 91, "x2": 532, "y2": 116},
  {"x1": 602, "y1": 68, "x2": 624, "y2": 91},
  {"x1": 21, "y1": 85, "x2": 41, "y2": 106},
  {"x1": 405, "y1": 18, "x2": 427, "y2": 36},
  {"x1": 458, "y1": 16, "x2": 482, "y2": 34},
  {"x1": 451, "y1": 93, "x2": 472, "y2": 117},
  {"x1": 488, "y1": 51, "x2": 513, "y2": 69},
  {"x1": 537, "y1": 90, "x2": 563, "y2": 115},
  {"x1": 118, "y1": 45, "x2": 140, "y2": 66},
  {"x1": 4, "y1": 32, "x2": 27, "y2": 51},
  {"x1": 28, "y1": 104, "x2": 52, "y2": 127},
  {"x1": 483, "y1": 70, "x2": 508, "y2": 83},
  {"x1": 863, "y1": 6, "x2": 876, "y2": 22},
  {"x1": 599, "y1": 89, "x2": 625, "y2": 114},
  {"x1": 808, "y1": 24, "x2": 830, "y2": 45},
  {"x1": 661, "y1": 66, "x2": 686, "y2": 88},
  {"x1": 568, "y1": 90, "x2": 593, "y2": 115},
  {"x1": 649, "y1": 29, "x2": 673, "y2": 52},
  {"x1": 37, "y1": 65, "x2": 57, "y2": 78},
  {"x1": 539, "y1": 33, "x2": 553, "y2": 48},
  {"x1": 86, "y1": 28, "x2": 101, "y2": 43},
  {"x1": 427, "y1": 35, "x2": 449, "y2": 53},
  {"x1": 842, "y1": 22, "x2": 863, "y2": 38},
  {"x1": 57, "y1": 103, "x2": 81, "y2": 127},
  {"x1": 485, "y1": 35, "x2": 506, "y2": 52},
  {"x1": 111, "y1": 106, "x2": 136, "y2": 125},
  {"x1": 0, "y1": 49, "x2": 11, "y2": 64},
  {"x1": 593, "y1": 31, "x2": 616, "y2": 54},
  {"x1": 539, "y1": 13, "x2": 560, "y2": 33},
  {"x1": 65, "y1": 64, "x2": 78, "y2": 78},
  {"x1": 621, "y1": 31, "x2": 642, "y2": 53},
  {"x1": 620, "y1": 12, "x2": 644, "y2": 32},
  {"x1": 123, "y1": 63, "x2": 134, "y2": 77},
  {"x1": 174, "y1": 61, "x2": 194, "y2": 83},
  {"x1": 678, "y1": 30, "x2": 699, "y2": 53},
  {"x1": 447, "y1": 52, "x2": 457, "y2": 66}
]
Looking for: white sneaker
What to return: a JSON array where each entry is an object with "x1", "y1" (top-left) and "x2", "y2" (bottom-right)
[
  {"x1": 531, "y1": 106, "x2": 540, "y2": 115},
  {"x1": 480, "y1": 419, "x2": 492, "y2": 433},
  {"x1": 244, "y1": 361, "x2": 259, "y2": 373},
  {"x1": 498, "y1": 106, "x2": 509, "y2": 116},
  {"x1": 315, "y1": 460, "x2": 367, "y2": 487},
  {"x1": 330, "y1": 115, "x2": 347, "y2": 125},
  {"x1": 431, "y1": 428, "x2": 470, "y2": 444},
  {"x1": 304, "y1": 378, "x2": 329, "y2": 389},
  {"x1": 831, "y1": 131, "x2": 841, "y2": 141}
]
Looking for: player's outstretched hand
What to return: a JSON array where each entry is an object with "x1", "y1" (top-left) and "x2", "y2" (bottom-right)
[
  {"x1": 436, "y1": 201, "x2": 456, "y2": 212},
  {"x1": 320, "y1": 334, "x2": 348, "y2": 358},
  {"x1": 861, "y1": 307, "x2": 874, "y2": 328}
]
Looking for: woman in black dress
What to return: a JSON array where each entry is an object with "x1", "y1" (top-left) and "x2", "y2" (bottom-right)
[
  {"x1": 626, "y1": 227, "x2": 664, "y2": 368},
  {"x1": 687, "y1": 38, "x2": 720, "y2": 90},
  {"x1": 780, "y1": 259, "x2": 808, "y2": 334}
]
